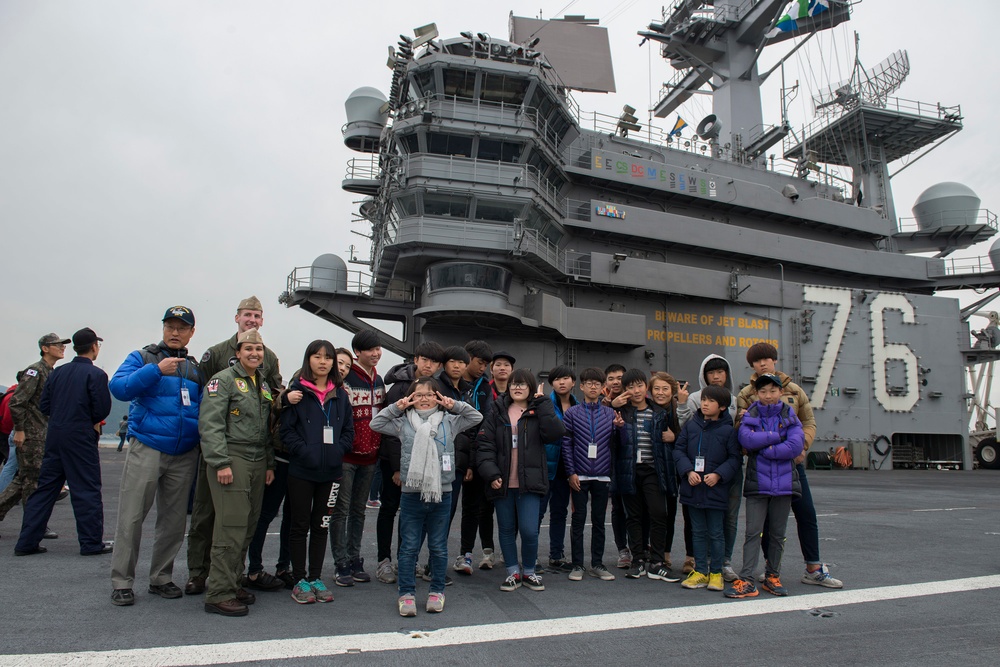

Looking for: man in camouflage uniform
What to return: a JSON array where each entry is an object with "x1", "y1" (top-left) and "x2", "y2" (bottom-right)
[
  {"x1": 185, "y1": 296, "x2": 283, "y2": 596},
  {"x1": 0, "y1": 334, "x2": 69, "y2": 532}
]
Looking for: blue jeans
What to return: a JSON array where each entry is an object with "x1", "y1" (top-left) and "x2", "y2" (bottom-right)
[
  {"x1": 397, "y1": 491, "x2": 451, "y2": 596},
  {"x1": 687, "y1": 506, "x2": 725, "y2": 574},
  {"x1": 0, "y1": 434, "x2": 18, "y2": 493},
  {"x1": 538, "y1": 476, "x2": 571, "y2": 560},
  {"x1": 493, "y1": 489, "x2": 542, "y2": 576}
]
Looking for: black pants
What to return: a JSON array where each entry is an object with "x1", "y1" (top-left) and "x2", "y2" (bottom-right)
[
  {"x1": 460, "y1": 472, "x2": 495, "y2": 555},
  {"x1": 682, "y1": 504, "x2": 694, "y2": 557},
  {"x1": 375, "y1": 458, "x2": 402, "y2": 562},
  {"x1": 287, "y1": 474, "x2": 337, "y2": 582},
  {"x1": 571, "y1": 480, "x2": 610, "y2": 567},
  {"x1": 623, "y1": 464, "x2": 668, "y2": 564}
]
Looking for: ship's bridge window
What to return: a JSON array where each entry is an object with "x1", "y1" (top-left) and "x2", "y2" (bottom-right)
[
  {"x1": 427, "y1": 262, "x2": 513, "y2": 295},
  {"x1": 474, "y1": 199, "x2": 522, "y2": 223},
  {"x1": 477, "y1": 138, "x2": 522, "y2": 163},
  {"x1": 399, "y1": 133, "x2": 420, "y2": 154},
  {"x1": 427, "y1": 132, "x2": 473, "y2": 157},
  {"x1": 394, "y1": 194, "x2": 418, "y2": 218},
  {"x1": 481, "y1": 74, "x2": 529, "y2": 105},
  {"x1": 412, "y1": 69, "x2": 435, "y2": 97},
  {"x1": 422, "y1": 192, "x2": 470, "y2": 218},
  {"x1": 443, "y1": 69, "x2": 477, "y2": 98}
]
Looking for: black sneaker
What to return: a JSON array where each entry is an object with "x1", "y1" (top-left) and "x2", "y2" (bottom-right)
[
  {"x1": 274, "y1": 569, "x2": 296, "y2": 590},
  {"x1": 148, "y1": 582, "x2": 183, "y2": 599},
  {"x1": 647, "y1": 562, "x2": 681, "y2": 583},
  {"x1": 626, "y1": 560, "x2": 647, "y2": 579},
  {"x1": 522, "y1": 573, "x2": 545, "y2": 591},
  {"x1": 244, "y1": 571, "x2": 285, "y2": 591},
  {"x1": 548, "y1": 558, "x2": 573, "y2": 573},
  {"x1": 111, "y1": 588, "x2": 135, "y2": 606}
]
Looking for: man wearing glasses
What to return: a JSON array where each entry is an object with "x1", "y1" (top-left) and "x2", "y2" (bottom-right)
[
  {"x1": 107, "y1": 307, "x2": 204, "y2": 606},
  {"x1": 0, "y1": 333, "x2": 70, "y2": 532}
]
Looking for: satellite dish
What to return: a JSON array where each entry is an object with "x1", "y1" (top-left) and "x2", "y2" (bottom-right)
[{"x1": 696, "y1": 114, "x2": 722, "y2": 140}]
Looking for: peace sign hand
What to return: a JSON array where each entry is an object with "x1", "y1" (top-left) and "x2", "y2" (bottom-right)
[
  {"x1": 677, "y1": 381, "x2": 690, "y2": 404},
  {"x1": 396, "y1": 394, "x2": 416, "y2": 410},
  {"x1": 435, "y1": 391, "x2": 455, "y2": 411}
]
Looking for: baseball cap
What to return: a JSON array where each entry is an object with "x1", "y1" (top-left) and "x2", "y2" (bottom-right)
[
  {"x1": 72, "y1": 328, "x2": 103, "y2": 348},
  {"x1": 38, "y1": 333, "x2": 71, "y2": 349},
  {"x1": 162, "y1": 306, "x2": 196, "y2": 327},
  {"x1": 492, "y1": 350, "x2": 516, "y2": 365},
  {"x1": 753, "y1": 373, "x2": 782, "y2": 390}
]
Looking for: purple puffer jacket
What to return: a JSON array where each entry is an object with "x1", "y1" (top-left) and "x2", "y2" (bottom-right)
[
  {"x1": 561, "y1": 401, "x2": 615, "y2": 478},
  {"x1": 738, "y1": 401, "x2": 803, "y2": 497}
]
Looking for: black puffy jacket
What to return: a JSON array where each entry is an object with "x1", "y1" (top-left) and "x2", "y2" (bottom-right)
[
  {"x1": 476, "y1": 394, "x2": 566, "y2": 499},
  {"x1": 279, "y1": 378, "x2": 354, "y2": 483}
]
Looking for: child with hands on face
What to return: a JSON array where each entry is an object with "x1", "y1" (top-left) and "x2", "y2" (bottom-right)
[{"x1": 369, "y1": 378, "x2": 482, "y2": 617}]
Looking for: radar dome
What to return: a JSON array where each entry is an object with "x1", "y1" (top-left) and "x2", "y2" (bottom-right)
[
  {"x1": 344, "y1": 87, "x2": 388, "y2": 152},
  {"x1": 309, "y1": 253, "x2": 348, "y2": 293},
  {"x1": 989, "y1": 237, "x2": 1000, "y2": 271},
  {"x1": 912, "y1": 182, "x2": 980, "y2": 229}
]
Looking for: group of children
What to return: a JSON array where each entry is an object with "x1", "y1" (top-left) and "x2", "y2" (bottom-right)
[{"x1": 270, "y1": 333, "x2": 839, "y2": 617}]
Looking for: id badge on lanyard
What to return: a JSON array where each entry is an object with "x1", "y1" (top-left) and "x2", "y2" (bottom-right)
[{"x1": 180, "y1": 386, "x2": 191, "y2": 407}]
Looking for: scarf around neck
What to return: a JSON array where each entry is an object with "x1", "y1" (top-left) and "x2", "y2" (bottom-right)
[{"x1": 405, "y1": 408, "x2": 445, "y2": 502}]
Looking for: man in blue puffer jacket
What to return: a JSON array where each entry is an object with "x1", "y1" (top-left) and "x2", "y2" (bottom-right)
[{"x1": 108, "y1": 306, "x2": 204, "y2": 607}]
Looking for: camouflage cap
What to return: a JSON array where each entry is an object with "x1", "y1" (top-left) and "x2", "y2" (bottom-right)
[
  {"x1": 237, "y1": 329, "x2": 264, "y2": 347},
  {"x1": 38, "y1": 333, "x2": 71, "y2": 349},
  {"x1": 237, "y1": 296, "x2": 263, "y2": 312}
]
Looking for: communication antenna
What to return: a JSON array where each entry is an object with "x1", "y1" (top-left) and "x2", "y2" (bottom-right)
[{"x1": 813, "y1": 33, "x2": 909, "y2": 114}]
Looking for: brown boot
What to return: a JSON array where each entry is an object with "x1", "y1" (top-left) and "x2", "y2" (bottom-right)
[
  {"x1": 204, "y1": 599, "x2": 248, "y2": 617},
  {"x1": 235, "y1": 587, "x2": 256, "y2": 605},
  {"x1": 184, "y1": 576, "x2": 206, "y2": 595},
  {"x1": 682, "y1": 556, "x2": 695, "y2": 575}
]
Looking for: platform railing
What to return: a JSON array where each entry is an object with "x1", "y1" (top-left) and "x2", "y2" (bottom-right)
[
  {"x1": 896, "y1": 209, "x2": 998, "y2": 234},
  {"x1": 941, "y1": 255, "x2": 998, "y2": 276}
]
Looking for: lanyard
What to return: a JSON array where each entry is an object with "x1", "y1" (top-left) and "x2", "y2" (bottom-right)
[
  {"x1": 697, "y1": 432, "x2": 703, "y2": 458},
  {"x1": 322, "y1": 398, "x2": 332, "y2": 427},
  {"x1": 588, "y1": 406, "x2": 597, "y2": 443}
]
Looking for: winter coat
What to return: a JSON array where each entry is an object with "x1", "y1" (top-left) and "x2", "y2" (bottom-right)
[
  {"x1": 341, "y1": 363, "x2": 385, "y2": 466},
  {"x1": 561, "y1": 401, "x2": 615, "y2": 478},
  {"x1": 736, "y1": 370, "x2": 817, "y2": 450},
  {"x1": 678, "y1": 353, "x2": 738, "y2": 426},
  {"x1": 673, "y1": 411, "x2": 741, "y2": 511},
  {"x1": 460, "y1": 374, "x2": 496, "y2": 475},
  {"x1": 476, "y1": 394, "x2": 566, "y2": 499},
  {"x1": 613, "y1": 402, "x2": 677, "y2": 497},
  {"x1": 544, "y1": 391, "x2": 578, "y2": 480},
  {"x1": 378, "y1": 362, "x2": 417, "y2": 470},
  {"x1": 109, "y1": 343, "x2": 203, "y2": 456},
  {"x1": 739, "y1": 401, "x2": 804, "y2": 498},
  {"x1": 370, "y1": 401, "x2": 482, "y2": 495},
  {"x1": 279, "y1": 378, "x2": 354, "y2": 483}
]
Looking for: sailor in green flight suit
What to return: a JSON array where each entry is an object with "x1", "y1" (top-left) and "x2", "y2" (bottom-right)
[{"x1": 199, "y1": 329, "x2": 276, "y2": 617}]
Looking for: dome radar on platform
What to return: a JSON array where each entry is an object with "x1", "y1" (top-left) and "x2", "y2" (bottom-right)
[
  {"x1": 344, "y1": 86, "x2": 388, "y2": 152},
  {"x1": 912, "y1": 182, "x2": 981, "y2": 230}
]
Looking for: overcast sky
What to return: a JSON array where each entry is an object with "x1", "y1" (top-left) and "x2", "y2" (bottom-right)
[{"x1": 2, "y1": 0, "x2": 998, "y2": 389}]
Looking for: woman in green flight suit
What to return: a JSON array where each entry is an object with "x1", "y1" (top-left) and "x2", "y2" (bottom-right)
[{"x1": 199, "y1": 329, "x2": 276, "y2": 617}]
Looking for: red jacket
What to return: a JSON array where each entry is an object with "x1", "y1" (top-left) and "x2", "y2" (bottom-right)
[
  {"x1": 341, "y1": 363, "x2": 385, "y2": 466},
  {"x1": 0, "y1": 384, "x2": 18, "y2": 436}
]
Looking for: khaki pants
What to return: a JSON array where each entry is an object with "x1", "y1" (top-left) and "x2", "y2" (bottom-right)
[
  {"x1": 185, "y1": 455, "x2": 215, "y2": 579},
  {"x1": 204, "y1": 457, "x2": 266, "y2": 604},
  {"x1": 111, "y1": 440, "x2": 199, "y2": 589}
]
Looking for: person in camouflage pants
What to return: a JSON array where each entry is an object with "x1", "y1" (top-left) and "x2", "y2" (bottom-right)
[{"x1": 0, "y1": 333, "x2": 69, "y2": 523}]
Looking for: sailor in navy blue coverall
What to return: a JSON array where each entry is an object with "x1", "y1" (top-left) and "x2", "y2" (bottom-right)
[{"x1": 15, "y1": 328, "x2": 112, "y2": 556}]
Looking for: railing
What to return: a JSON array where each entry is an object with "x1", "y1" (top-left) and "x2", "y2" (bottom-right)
[
  {"x1": 345, "y1": 155, "x2": 380, "y2": 181},
  {"x1": 897, "y1": 209, "x2": 998, "y2": 234},
  {"x1": 286, "y1": 266, "x2": 377, "y2": 298},
  {"x1": 784, "y1": 96, "x2": 962, "y2": 156},
  {"x1": 941, "y1": 255, "x2": 997, "y2": 277}
]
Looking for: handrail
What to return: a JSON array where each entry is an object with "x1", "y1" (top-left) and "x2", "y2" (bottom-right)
[{"x1": 897, "y1": 209, "x2": 998, "y2": 234}]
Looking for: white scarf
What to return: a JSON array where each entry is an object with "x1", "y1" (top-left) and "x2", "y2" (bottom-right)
[{"x1": 406, "y1": 408, "x2": 445, "y2": 503}]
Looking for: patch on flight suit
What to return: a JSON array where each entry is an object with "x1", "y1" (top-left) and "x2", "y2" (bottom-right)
[
  {"x1": 25, "y1": 369, "x2": 37, "y2": 377},
  {"x1": 261, "y1": 382, "x2": 272, "y2": 401},
  {"x1": 206, "y1": 379, "x2": 219, "y2": 394},
  {"x1": 235, "y1": 378, "x2": 249, "y2": 393},
  {"x1": 228, "y1": 356, "x2": 238, "y2": 367},
  {"x1": 230, "y1": 408, "x2": 240, "y2": 416},
  {"x1": 201, "y1": 351, "x2": 211, "y2": 363}
]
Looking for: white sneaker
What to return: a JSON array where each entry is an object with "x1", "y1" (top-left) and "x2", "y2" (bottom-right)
[
  {"x1": 376, "y1": 557, "x2": 396, "y2": 584},
  {"x1": 479, "y1": 548, "x2": 495, "y2": 570},
  {"x1": 801, "y1": 564, "x2": 843, "y2": 588},
  {"x1": 568, "y1": 566, "x2": 585, "y2": 581}
]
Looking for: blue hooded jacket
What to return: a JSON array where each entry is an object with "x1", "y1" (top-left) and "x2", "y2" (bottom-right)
[
  {"x1": 544, "y1": 391, "x2": 577, "y2": 480},
  {"x1": 673, "y1": 410, "x2": 741, "y2": 510},
  {"x1": 109, "y1": 344, "x2": 203, "y2": 455}
]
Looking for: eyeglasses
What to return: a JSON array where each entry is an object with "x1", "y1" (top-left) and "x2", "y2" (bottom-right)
[
  {"x1": 412, "y1": 392, "x2": 436, "y2": 399},
  {"x1": 582, "y1": 380, "x2": 603, "y2": 388},
  {"x1": 164, "y1": 324, "x2": 193, "y2": 333},
  {"x1": 509, "y1": 382, "x2": 529, "y2": 390}
]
